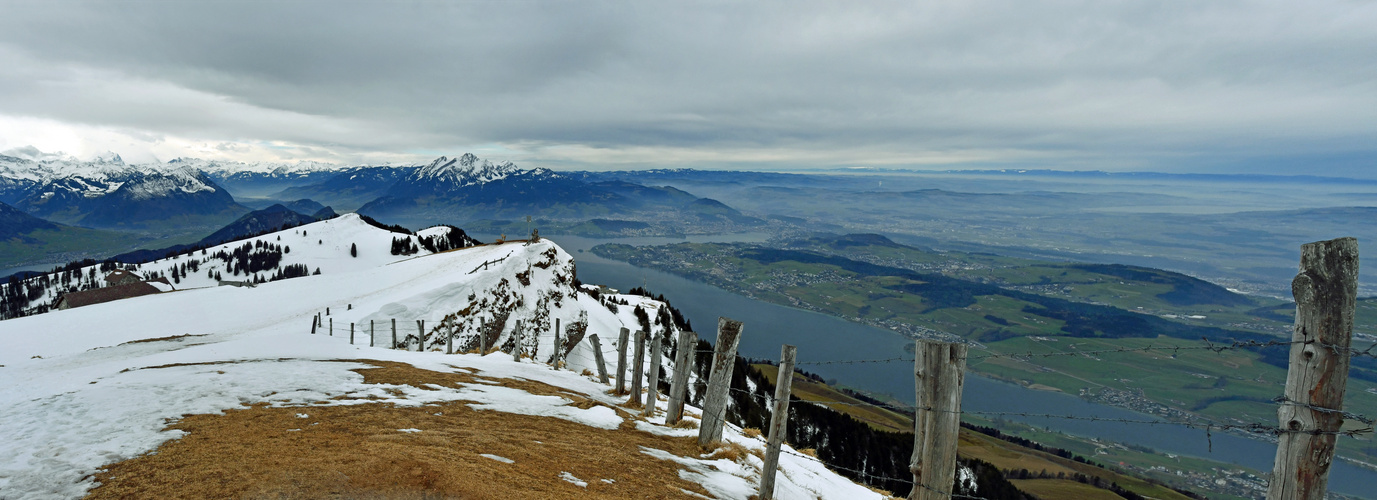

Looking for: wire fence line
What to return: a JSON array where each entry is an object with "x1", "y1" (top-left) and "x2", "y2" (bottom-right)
[
  {"x1": 724, "y1": 380, "x2": 1376, "y2": 444},
  {"x1": 312, "y1": 320, "x2": 1377, "y2": 431},
  {"x1": 788, "y1": 337, "x2": 1377, "y2": 366}
]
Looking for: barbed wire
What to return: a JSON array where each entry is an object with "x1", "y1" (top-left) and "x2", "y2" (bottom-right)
[
  {"x1": 795, "y1": 356, "x2": 912, "y2": 366},
  {"x1": 725, "y1": 386, "x2": 1374, "y2": 443},
  {"x1": 1273, "y1": 396, "x2": 1376, "y2": 426},
  {"x1": 778, "y1": 336, "x2": 1377, "y2": 366}
]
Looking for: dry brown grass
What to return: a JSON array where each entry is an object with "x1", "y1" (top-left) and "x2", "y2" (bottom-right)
[
  {"x1": 85, "y1": 360, "x2": 717, "y2": 500},
  {"x1": 741, "y1": 427, "x2": 762, "y2": 439},
  {"x1": 119, "y1": 334, "x2": 208, "y2": 345},
  {"x1": 702, "y1": 440, "x2": 752, "y2": 463},
  {"x1": 671, "y1": 419, "x2": 698, "y2": 430},
  {"x1": 796, "y1": 448, "x2": 817, "y2": 458}
]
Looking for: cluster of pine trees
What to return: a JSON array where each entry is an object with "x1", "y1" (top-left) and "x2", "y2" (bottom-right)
[
  {"x1": 390, "y1": 237, "x2": 420, "y2": 255},
  {"x1": 212, "y1": 240, "x2": 285, "y2": 276},
  {"x1": 268, "y1": 263, "x2": 316, "y2": 282}
]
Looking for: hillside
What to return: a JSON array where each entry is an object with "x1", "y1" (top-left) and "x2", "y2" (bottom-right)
[{"x1": 0, "y1": 216, "x2": 882, "y2": 499}]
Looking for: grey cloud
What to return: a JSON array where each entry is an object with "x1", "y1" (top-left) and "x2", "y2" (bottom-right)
[{"x1": 0, "y1": 0, "x2": 1373, "y2": 172}]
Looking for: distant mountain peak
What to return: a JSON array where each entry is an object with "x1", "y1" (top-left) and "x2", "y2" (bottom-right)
[
  {"x1": 413, "y1": 154, "x2": 529, "y2": 187},
  {"x1": 90, "y1": 152, "x2": 125, "y2": 165}
]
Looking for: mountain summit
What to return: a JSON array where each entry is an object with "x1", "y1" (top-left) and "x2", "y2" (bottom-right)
[
  {"x1": 413, "y1": 153, "x2": 530, "y2": 186},
  {"x1": 358, "y1": 154, "x2": 618, "y2": 226}
]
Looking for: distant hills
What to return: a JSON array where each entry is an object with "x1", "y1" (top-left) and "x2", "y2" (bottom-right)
[
  {"x1": 109, "y1": 203, "x2": 334, "y2": 264},
  {"x1": 0, "y1": 201, "x2": 57, "y2": 238}
]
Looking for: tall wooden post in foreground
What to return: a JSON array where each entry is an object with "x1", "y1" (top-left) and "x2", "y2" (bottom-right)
[
  {"x1": 643, "y1": 332, "x2": 663, "y2": 417},
  {"x1": 909, "y1": 340, "x2": 967, "y2": 500},
  {"x1": 369, "y1": 320, "x2": 375, "y2": 347},
  {"x1": 1267, "y1": 237, "x2": 1358, "y2": 500},
  {"x1": 391, "y1": 318, "x2": 397, "y2": 348},
  {"x1": 666, "y1": 330, "x2": 698, "y2": 425},
  {"x1": 615, "y1": 327, "x2": 631, "y2": 395},
  {"x1": 698, "y1": 317, "x2": 743, "y2": 446},
  {"x1": 590, "y1": 334, "x2": 610, "y2": 383},
  {"x1": 512, "y1": 320, "x2": 524, "y2": 362},
  {"x1": 629, "y1": 330, "x2": 647, "y2": 406},
  {"x1": 759, "y1": 344, "x2": 797, "y2": 500}
]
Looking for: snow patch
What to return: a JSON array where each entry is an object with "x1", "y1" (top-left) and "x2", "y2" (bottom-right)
[{"x1": 480, "y1": 454, "x2": 514, "y2": 464}]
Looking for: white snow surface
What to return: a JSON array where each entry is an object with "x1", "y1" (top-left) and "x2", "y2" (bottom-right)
[{"x1": 0, "y1": 215, "x2": 879, "y2": 500}]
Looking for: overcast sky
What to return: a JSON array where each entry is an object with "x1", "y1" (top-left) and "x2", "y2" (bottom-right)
[{"x1": 0, "y1": 1, "x2": 1373, "y2": 175}]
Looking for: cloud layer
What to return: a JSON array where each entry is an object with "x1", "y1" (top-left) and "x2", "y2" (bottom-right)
[{"x1": 0, "y1": 1, "x2": 1373, "y2": 174}]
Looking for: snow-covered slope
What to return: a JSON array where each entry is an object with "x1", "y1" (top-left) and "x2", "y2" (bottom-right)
[
  {"x1": 0, "y1": 214, "x2": 464, "y2": 317},
  {"x1": 0, "y1": 215, "x2": 879, "y2": 499}
]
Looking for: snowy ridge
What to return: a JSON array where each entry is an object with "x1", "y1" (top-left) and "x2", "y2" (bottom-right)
[
  {"x1": 119, "y1": 167, "x2": 218, "y2": 200},
  {"x1": 0, "y1": 215, "x2": 881, "y2": 499},
  {"x1": 412, "y1": 153, "x2": 556, "y2": 187},
  {"x1": 166, "y1": 157, "x2": 345, "y2": 176}
]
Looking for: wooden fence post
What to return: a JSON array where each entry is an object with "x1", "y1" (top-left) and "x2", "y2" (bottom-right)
[
  {"x1": 666, "y1": 330, "x2": 698, "y2": 425},
  {"x1": 350, "y1": 323, "x2": 354, "y2": 344},
  {"x1": 416, "y1": 320, "x2": 425, "y2": 352},
  {"x1": 629, "y1": 330, "x2": 647, "y2": 406},
  {"x1": 615, "y1": 327, "x2": 630, "y2": 395},
  {"x1": 1267, "y1": 237, "x2": 1358, "y2": 500},
  {"x1": 909, "y1": 340, "x2": 968, "y2": 500},
  {"x1": 590, "y1": 334, "x2": 610, "y2": 384},
  {"x1": 311, "y1": 315, "x2": 317, "y2": 334},
  {"x1": 553, "y1": 318, "x2": 562, "y2": 368},
  {"x1": 698, "y1": 317, "x2": 744, "y2": 446},
  {"x1": 329, "y1": 317, "x2": 333, "y2": 336},
  {"x1": 479, "y1": 318, "x2": 488, "y2": 355},
  {"x1": 391, "y1": 318, "x2": 397, "y2": 349},
  {"x1": 643, "y1": 332, "x2": 663, "y2": 417},
  {"x1": 446, "y1": 322, "x2": 453, "y2": 354},
  {"x1": 370, "y1": 320, "x2": 375, "y2": 347},
  {"x1": 760, "y1": 344, "x2": 797, "y2": 500},
  {"x1": 512, "y1": 319, "x2": 524, "y2": 362}
]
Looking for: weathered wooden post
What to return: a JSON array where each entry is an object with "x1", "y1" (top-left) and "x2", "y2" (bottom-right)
[
  {"x1": 699, "y1": 317, "x2": 744, "y2": 446},
  {"x1": 1267, "y1": 237, "x2": 1358, "y2": 500},
  {"x1": 553, "y1": 318, "x2": 562, "y2": 368},
  {"x1": 615, "y1": 327, "x2": 630, "y2": 395},
  {"x1": 391, "y1": 318, "x2": 397, "y2": 349},
  {"x1": 643, "y1": 332, "x2": 663, "y2": 417},
  {"x1": 760, "y1": 344, "x2": 797, "y2": 500},
  {"x1": 329, "y1": 317, "x2": 333, "y2": 336},
  {"x1": 512, "y1": 319, "x2": 524, "y2": 362},
  {"x1": 479, "y1": 318, "x2": 488, "y2": 355},
  {"x1": 629, "y1": 330, "x2": 647, "y2": 406},
  {"x1": 909, "y1": 340, "x2": 968, "y2": 500},
  {"x1": 311, "y1": 315, "x2": 317, "y2": 334},
  {"x1": 666, "y1": 330, "x2": 698, "y2": 425},
  {"x1": 590, "y1": 334, "x2": 610, "y2": 384},
  {"x1": 350, "y1": 322, "x2": 354, "y2": 344},
  {"x1": 446, "y1": 322, "x2": 453, "y2": 354},
  {"x1": 416, "y1": 320, "x2": 425, "y2": 352},
  {"x1": 370, "y1": 320, "x2": 375, "y2": 347}
]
